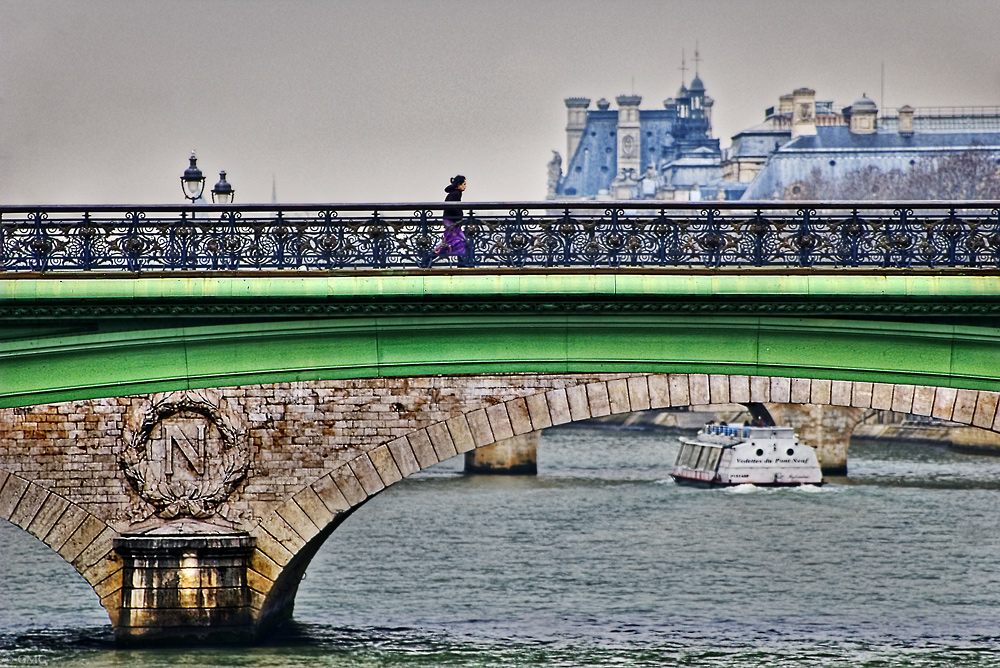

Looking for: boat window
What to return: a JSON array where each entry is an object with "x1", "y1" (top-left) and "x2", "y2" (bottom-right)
[
  {"x1": 685, "y1": 445, "x2": 703, "y2": 469},
  {"x1": 756, "y1": 448, "x2": 764, "y2": 457},
  {"x1": 694, "y1": 446, "x2": 710, "y2": 470},
  {"x1": 676, "y1": 444, "x2": 691, "y2": 466},
  {"x1": 704, "y1": 447, "x2": 722, "y2": 471}
]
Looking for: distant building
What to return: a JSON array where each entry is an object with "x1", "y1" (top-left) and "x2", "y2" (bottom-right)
[
  {"x1": 548, "y1": 75, "x2": 724, "y2": 202},
  {"x1": 727, "y1": 87, "x2": 1000, "y2": 200}
]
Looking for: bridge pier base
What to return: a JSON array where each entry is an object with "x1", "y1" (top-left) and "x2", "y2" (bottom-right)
[
  {"x1": 766, "y1": 404, "x2": 865, "y2": 476},
  {"x1": 113, "y1": 530, "x2": 257, "y2": 646},
  {"x1": 464, "y1": 431, "x2": 540, "y2": 475}
]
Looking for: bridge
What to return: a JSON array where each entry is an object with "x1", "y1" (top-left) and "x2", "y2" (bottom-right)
[{"x1": 2, "y1": 200, "x2": 1000, "y2": 644}]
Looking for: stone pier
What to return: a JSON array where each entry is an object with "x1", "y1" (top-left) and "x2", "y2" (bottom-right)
[
  {"x1": 766, "y1": 404, "x2": 866, "y2": 475},
  {"x1": 464, "y1": 431, "x2": 541, "y2": 475},
  {"x1": 114, "y1": 527, "x2": 257, "y2": 645}
]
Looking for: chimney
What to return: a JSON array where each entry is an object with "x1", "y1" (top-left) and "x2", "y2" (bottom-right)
[
  {"x1": 897, "y1": 105, "x2": 914, "y2": 136},
  {"x1": 778, "y1": 93, "x2": 794, "y2": 115},
  {"x1": 564, "y1": 97, "x2": 591, "y2": 161},
  {"x1": 615, "y1": 94, "x2": 643, "y2": 179},
  {"x1": 791, "y1": 88, "x2": 817, "y2": 137}
]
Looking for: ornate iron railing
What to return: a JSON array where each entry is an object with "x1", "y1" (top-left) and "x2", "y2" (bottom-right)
[{"x1": 2, "y1": 201, "x2": 1000, "y2": 272}]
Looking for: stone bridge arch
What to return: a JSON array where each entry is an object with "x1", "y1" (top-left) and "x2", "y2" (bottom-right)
[
  {"x1": 3, "y1": 371, "x2": 1000, "y2": 639},
  {"x1": 246, "y1": 372, "x2": 1000, "y2": 633},
  {"x1": 0, "y1": 469, "x2": 121, "y2": 625}
]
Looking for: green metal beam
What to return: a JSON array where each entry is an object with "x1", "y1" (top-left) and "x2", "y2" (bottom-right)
[{"x1": 3, "y1": 273, "x2": 1000, "y2": 407}]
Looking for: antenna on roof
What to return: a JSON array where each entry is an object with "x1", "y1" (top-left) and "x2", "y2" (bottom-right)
[
  {"x1": 694, "y1": 40, "x2": 701, "y2": 77},
  {"x1": 679, "y1": 48, "x2": 687, "y2": 85},
  {"x1": 880, "y1": 60, "x2": 885, "y2": 112}
]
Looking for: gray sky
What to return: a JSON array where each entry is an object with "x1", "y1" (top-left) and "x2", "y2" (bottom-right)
[{"x1": 3, "y1": 0, "x2": 1000, "y2": 205}]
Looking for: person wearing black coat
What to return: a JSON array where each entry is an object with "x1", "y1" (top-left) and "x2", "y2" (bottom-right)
[{"x1": 435, "y1": 174, "x2": 469, "y2": 266}]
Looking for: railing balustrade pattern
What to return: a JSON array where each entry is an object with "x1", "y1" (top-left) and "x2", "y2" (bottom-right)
[{"x1": 2, "y1": 202, "x2": 999, "y2": 272}]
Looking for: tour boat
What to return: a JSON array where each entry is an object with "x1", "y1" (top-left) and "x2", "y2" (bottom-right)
[{"x1": 670, "y1": 422, "x2": 824, "y2": 487}]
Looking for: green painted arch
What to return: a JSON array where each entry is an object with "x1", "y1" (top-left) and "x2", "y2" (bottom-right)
[
  {"x1": 3, "y1": 313, "x2": 1000, "y2": 409},
  {"x1": 246, "y1": 372, "x2": 1000, "y2": 629}
]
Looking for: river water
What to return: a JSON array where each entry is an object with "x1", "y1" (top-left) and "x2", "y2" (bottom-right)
[{"x1": 5, "y1": 425, "x2": 1000, "y2": 666}]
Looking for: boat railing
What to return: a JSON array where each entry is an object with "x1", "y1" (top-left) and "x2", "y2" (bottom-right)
[{"x1": 703, "y1": 425, "x2": 795, "y2": 439}]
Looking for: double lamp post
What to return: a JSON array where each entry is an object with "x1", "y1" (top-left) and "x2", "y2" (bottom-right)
[{"x1": 181, "y1": 151, "x2": 234, "y2": 204}]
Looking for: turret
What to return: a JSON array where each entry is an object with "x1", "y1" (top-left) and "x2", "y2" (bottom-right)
[{"x1": 847, "y1": 94, "x2": 878, "y2": 135}]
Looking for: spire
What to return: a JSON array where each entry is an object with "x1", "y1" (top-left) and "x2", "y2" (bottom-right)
[
  {"x1": 678, "y1": 48, "x2": 687, "y2": 87},
  {"x1": 693, "y1": 40, "x2": 701, "y2": 77}
]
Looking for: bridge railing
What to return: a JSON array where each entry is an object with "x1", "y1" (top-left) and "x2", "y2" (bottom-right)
[{"x1": 1, "y1": 201, "x2": 999, "y2": 272}]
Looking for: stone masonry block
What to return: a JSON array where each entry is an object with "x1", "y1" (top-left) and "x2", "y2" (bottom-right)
[
  {"x1": 445, "y1": 416, "x2": 476, "y2": 454},
  {"x1": 246, "y1": 567, "x2": 274, "y2": 597},
  {"x1": 525, "y1": 393, "x2": 553, "y2": 429},
  {"x1": 9, "y1": 483, "x2": 47, "y2": 528},
  {"x1": 506, "y1": 398, "x2": 534, "y2": 436},
  {"x1": 386, "y1": 438, "x2": 419, "y2": 477},
  {"x1": 974, "y1": 392, "x2": 1000, "y2": 429},
  {"x1": 729, "y1": 376, "x2": 751, "y2": 403},
  {"x1": 689, "y1": 374, "x2": 710, "y2": 405},
  {"x1": 349, "y1": 455, "x2": 385, "y2": 496},
  {"x1": 81, "y1": 552, "x2": 122, "y2": 589},
  {"x1": 871, "y1": 383, "x2": 894, "y2": 410},
  {"x1": 485, "y1": 404, "x2": 515, "y2": 441},
  {"x1": 546, "y1": 389, "x2": 572, "y2": 424},
  {"x1": 256, "y1": 517, "x2": 301, "y2": 562},
  {"x1": 586, "y1": 382, "x2": 611, "y2": 417},
  {"x1": 332, "y1": 464, "x2": 368, "y2": 506},
  {"x1": 607, "y1": 379, "x2": 630, "y2": 414},
  {"x1": 770, "y1": 377, "x2": 791, "y2": 404},
  {"x1": 790, "y1": 378, "x2": 811, "y2": 405},
  {"x1": 293, "y1": 486, "x2": 336, "y2": 529},
  {"x1": 931, "y1": 387, "x2": 958, "y2": 420},
  {"x1": 912, "y1": 385, "x2": 936, "y2": 416},
  {"x1": 668, "y1": 374, "x2": 689, "y2": 406},
  {"x1": 749, "y1": 376, "x2": 770, "y2": 403},
  {"x1": 276, "y1": 499, "x2": 320, "y2": 542},
  {"x1": 73, "y1": 526, "x2": 117, "y2": 573},
  {"x1": 407, "y1": 430, "x2": 440, "y2": 468},
  {"x1": 0, "y1": 474, "x2": 28, "y2": 520},
  {"x1": 312, "y1": 473, "x2": 351, "y2": 514},
  {"x1": 830, "y1": 380, "x2": 852, "y2": 406},
  {"x1": 627, "y1": 376, "x2": 650, "y2": 411},
  {"x1": 43, "y1": 505, "x2": 87, "y2": 551},
  {"x1": 368, "y1": 444, "x2": 403, "y2": 486},
  {"x1": 27, "y1": 494, "x2": 70, "y2": 540},
  {"x1": 92, "y1": 567, "x2": 123, "y2": 600},
  {"x1": 466, "y1": 409, "x2": 496, "y2": 448},
  {"x1": 58, "y1": 515, "x2": 107, "y2": 564},
  {"x1": 708, "y1": 375, "x2": 730, "y2": 405},
  {"x1": 647, "y1": 375, "x2": 670, "y2": 408},
  {"x1": 249, "y1": 548, "x2": 283, "y2": 583},
  {"x1": 566, "y1": 385, "x2": 591, "y2": 421},
  {"x1": 952, "y1": 389, "x2": 978, "y2": 425},
  {"x1": 851, "y1": 382, "x2": 873, "y2": 408},
  {"x1": 811, "y1": 379, "x2": 832, "y2": 405},
  {"x1": 891, "y1": 384, "x2": 915, "y2": 414}
]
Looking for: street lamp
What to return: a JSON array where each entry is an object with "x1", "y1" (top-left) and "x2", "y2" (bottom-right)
[
  {"x1": 180, "y1": 151, "x2": 206, "y2": 203},
  {"x1": 211, "y1": 170, "x2": 234, "y2": 204}
]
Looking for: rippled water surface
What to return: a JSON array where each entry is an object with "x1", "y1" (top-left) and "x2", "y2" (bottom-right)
[{"x1": 5, "y1": 426, "x2": 1000, "y2": 666}]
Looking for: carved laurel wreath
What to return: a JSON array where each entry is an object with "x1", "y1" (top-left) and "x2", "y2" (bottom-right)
[{"x1": 120, "y1": 398, "x2": 250, "y2": 519}]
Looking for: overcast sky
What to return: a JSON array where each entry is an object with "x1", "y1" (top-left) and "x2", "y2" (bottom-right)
[{"x1": 2, "y1": 0, "x2": 1000, "y2": 205}]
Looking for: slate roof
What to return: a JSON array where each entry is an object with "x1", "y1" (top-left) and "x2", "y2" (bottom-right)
[{"x1": 741, "y1": 124, "x2": 1000, "y2": 200}]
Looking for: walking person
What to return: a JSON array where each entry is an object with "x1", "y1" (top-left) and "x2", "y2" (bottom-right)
[{"x1": 435, "y1": 174, "x2": 469, "y2": 266}]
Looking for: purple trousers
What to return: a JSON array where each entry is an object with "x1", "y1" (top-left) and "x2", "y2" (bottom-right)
[{"x1": 436, "y1": 221, "x2": 466, "y2": 256}]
